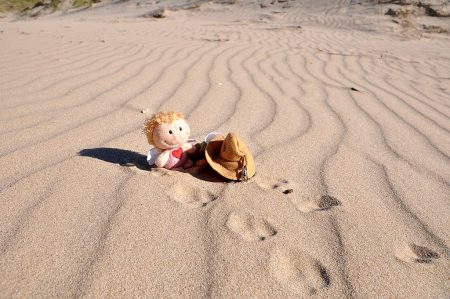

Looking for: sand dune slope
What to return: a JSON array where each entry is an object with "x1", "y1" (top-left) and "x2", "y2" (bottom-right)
[{"x1": 0, "y1": 0, "x2": 449, "y2": 297}]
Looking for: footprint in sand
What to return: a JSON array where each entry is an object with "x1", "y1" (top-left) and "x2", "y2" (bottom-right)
[
  {"x1": 226, "y1": 212, "x2": 277, "y2": 242},
  {"x1": 295, "y1": 195, "x2": 341, "y2": 213},
  {"x1": 255, "y1": 178, "x2": 296, "y2": 194},
  {"x1": 270, "y1": 247, "x2": 331, "y2": 295},
  {"x1": 395, "y1": 242, "x2": 440, "y2": 264},
  {"x1": 272, "y1": 179, "x2": 296, "y2": 195},
  {"x1": 271, "y1": 179, "x2": 341, "y2": 212},
  {"x1": 166, "y1": 183, "x2": 216, "y2": 208},
  {"x1": 255, "y1": 177, "x2": 341, "y2": 213}
]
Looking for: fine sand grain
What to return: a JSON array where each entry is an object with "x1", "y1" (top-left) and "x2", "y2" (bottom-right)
[{"x1": 1, "y1": 0, "x2": 449, "y2": 297}]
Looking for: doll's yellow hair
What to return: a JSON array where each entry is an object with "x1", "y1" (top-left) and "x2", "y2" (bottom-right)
[{"x1": 143, "y1": 111, "x2": 184, "y2": 145}]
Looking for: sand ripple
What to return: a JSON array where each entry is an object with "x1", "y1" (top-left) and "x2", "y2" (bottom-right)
[{"x1": 1, "y1": 0, "x2": 449, "y2": 297}]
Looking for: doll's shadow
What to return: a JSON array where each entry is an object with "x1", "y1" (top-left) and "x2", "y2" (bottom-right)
[
  {"x1": 78, "y1": 147, "x2": 225, "y2": 182},
  {"x1": 78, "y1": 148, "x2": 150, "y2": 170}
]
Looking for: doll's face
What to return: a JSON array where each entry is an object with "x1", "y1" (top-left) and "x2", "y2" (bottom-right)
[{"x1": 153, "y1": 119, "x2": 190, "y2": 150}]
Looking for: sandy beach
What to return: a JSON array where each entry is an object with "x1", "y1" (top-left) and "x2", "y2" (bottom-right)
[{"x1": 0, "y1": 0, "x2": 449, "y2": 297}]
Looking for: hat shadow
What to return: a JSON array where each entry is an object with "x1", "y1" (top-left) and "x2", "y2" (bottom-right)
[
  {"x1": 78, "y1": 147, "x2": 226, "y2": 182},
  {"x1": 184, "y1": 165, "x2": 226, "y2": 183}
]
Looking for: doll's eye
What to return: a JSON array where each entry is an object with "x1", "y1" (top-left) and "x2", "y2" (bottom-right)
[
  {"x1": 169, "y1": 130, "x2": 173, "y2": 134},
  {"x1": 179, "y1": 127, "x2": 182, "y2": 131}
]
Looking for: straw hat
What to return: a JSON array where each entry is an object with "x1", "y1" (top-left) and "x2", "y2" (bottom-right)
[{"x1": 205, "y1": 133, "x2": 256, "y2": 181}]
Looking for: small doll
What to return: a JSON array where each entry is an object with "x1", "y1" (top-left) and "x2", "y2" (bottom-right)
[{"x1": 144, "y1": 111, "x2": 195, "y2": 169}]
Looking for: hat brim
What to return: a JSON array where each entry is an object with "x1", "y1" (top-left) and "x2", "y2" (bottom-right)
[{"x1": 205, "y1": 137, "x2": 256, "y2": 181}]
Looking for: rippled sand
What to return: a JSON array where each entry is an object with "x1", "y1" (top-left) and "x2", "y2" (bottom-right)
[{"x1": 1, "y1": 0, "x2": 449, "y2": 297}]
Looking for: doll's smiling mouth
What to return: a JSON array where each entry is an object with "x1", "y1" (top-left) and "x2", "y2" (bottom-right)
[{"x1": 163, "y1": 140, "x2": 181, "y2": 147}]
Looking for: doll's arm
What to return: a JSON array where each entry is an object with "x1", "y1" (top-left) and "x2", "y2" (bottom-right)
[
  {"x1": 182, "y1": 142, "x2": 197, "y2": 154},
  {"x1": 155, "y1": 150, "x2": 170, "y2": 168},
  {"x1": 147, "y1": 148, "x2": 162, "y2": 166}
]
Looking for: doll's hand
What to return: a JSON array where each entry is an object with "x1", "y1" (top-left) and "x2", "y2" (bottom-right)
[
  {"x1": 147, "y1": 148, "x2": 162, "y2": 166},
  {"x1": 155, "y1": 151, "x2": 170, "y2": 168},
  {"x1": 183, "y1": 142, "x2": 197, "y2": 154}
]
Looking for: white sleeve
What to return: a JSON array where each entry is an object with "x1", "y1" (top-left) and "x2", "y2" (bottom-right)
[
  {"x1": 204, "y1": 132, "x2": 224, "y2": 143},
  {"x1": 147, "y1": 148, "x2": 161, "y2": 166}
]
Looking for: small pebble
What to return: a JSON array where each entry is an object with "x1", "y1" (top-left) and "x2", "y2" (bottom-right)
[
  {"x1": 144, "y1": 8, "x2": 166, "y2": 18},
  {"x1": 283, "y1": 189, "x2": 293, "y2": 194},
  {"x1": 141, "y1": 108, "x2": 150, "y2": 113}
]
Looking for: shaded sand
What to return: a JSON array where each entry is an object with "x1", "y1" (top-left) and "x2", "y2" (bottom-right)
[{"x1": 1, "y1": 0, "x2": 450, "y2": 297}]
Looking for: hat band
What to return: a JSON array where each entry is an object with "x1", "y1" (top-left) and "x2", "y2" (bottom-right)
[{"x1": 213, "y1": 155, "x2": 249, "y2": 181}]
